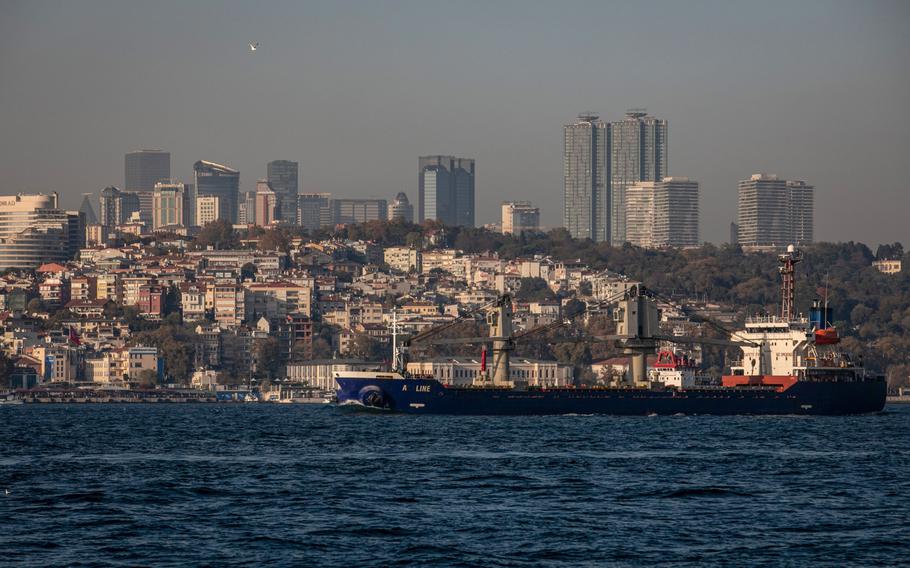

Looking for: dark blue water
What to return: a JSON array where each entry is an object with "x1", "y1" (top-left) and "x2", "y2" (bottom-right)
[{"x1": 2, "y1": 404, "x2": 908, "y2": 567}]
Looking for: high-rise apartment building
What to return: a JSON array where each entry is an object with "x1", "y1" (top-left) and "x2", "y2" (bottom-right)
[
  {"x1": 564, "y1": 113, "x2": 609, "y2": 241},
  {"x1": 389, "y1": 192, "x2": 414, "y2": 223},
  {"x1": 0, "y1": 193, "x2": 84, "y2": 269},
  {"x1": 254, "y1": 180, "x2": 278, "y2": 227},
  {"x1": 501, "y1": 201, "x2": 540, "y2": 235},
  {"x1": 737, "y1": 173, "x2": 814, "y2": 247},
  {"x1": 609, "y1": 110, "x2": 668, "y2": 245},
  {"x1": 787, "y1": 180, "x2": 814, "y2": 245},
  {"x1": 152, "y1": 180, "x2": 190, "y2": 229},
  {"x1": 330, "y1": 199, "x2": 388, "y2": 225},
  {"x1": 266, "y1": 160, "x2": 299, "y2": 224},
  {"x1": 626, "y1": 178, "x2": 698, "y2": 248},
  {"x1": 125, "y1": 150, "x2": 170, "y2": 226},
  {"x1": 298, "y1": 193, "x2": 332, "y2": 231},
  {"x1": 100, "y1": 186, "x2": 130, "y2": 228},
  {"x1": 194, "y1": 160, "x2": 240, "y2": 224},
  {"x1": 418, "y1": 156, "x2": 475, "y2": 227}
]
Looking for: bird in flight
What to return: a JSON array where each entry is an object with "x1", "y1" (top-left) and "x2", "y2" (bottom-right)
[{"x1": 249, "y1": 42, "x2": 260, "y2": 52}]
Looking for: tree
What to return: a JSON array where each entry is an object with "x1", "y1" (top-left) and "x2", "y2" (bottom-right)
[
  {"x1": 196, "y1": 219, "x2": 238, "y2": 250},
  {"x1": 253, "y1": 336, "x2": 284, "y2": 379},
  {"x1": 135, "y1": 369, "x2": 158, "y2": 388},
  {"x1": 241, "y1": 262, "x2": 258, "y2": 281},
  {"x1": 258, "y1": 229, "x2": 290, "y2": 253},
  {"x1": 0, "y1": 351, "x2": 14, "y2": 389},
  {"x1": 515, "y1": 278, "x2": 555, "y2": 302},
  {"x1": 27, "y1": 298, "x2": 45, "y2": 313}
]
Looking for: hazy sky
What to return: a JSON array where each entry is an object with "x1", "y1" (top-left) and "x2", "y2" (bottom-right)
[{"x1": 1, "y1": 0, "x2": 908, "y2": 245}]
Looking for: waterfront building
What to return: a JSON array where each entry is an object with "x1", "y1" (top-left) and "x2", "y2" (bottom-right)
[
  {"x1": 330, "y1": 198, "x2": 388, "y2": 225},
  {"x1": 298, "y1": 193, "x2": 332, "y2": 231},
  {"x1": 389, "y1": 192, "x2": 414, "y2": 223},
  {"x1": 152, "y1": 180, "x2": 190, "y2": 229},
  {"x1": 418, "y1": 156, "x2": 475, "y2": 227},
  {"x1": 737, "y1": 174, "x2": 813, "y2": 247},
  {"x1": 406, "y1": 357, "x2": 572, "y2": 388},
  {"x1": 609, "y1": 110, "x2": 668, "y2": 245},
  {"x1": 194, "y1": 160, "x2": 240, "y2": 224},
  {"x1": 195, "y1": 196, "x2": 221, "y2": 227},
  {"x1": 501, "y1": 201, "x2": 540, "y2": 235},
  {"x1": 267, "y1": 160, "x2": 299, "y2": 224},
  {"x1": 564, "y1": 113, "x2": 609, "y2": 241},
  {"x1": 0, "y1": 193, "x2": 84, "y2": 270},
  {"x1": 254, "y1": 180, "x2": 278, "y2": 227}
]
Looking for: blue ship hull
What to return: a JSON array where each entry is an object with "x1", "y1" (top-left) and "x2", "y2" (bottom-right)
[{"x1": 335, "y1": 376, "x2": 887, "y2": 415}]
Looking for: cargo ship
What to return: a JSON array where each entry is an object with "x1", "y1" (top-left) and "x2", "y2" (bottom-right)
[{"x1": 335, "y1": 246, "x2": 886, "y2": 415}]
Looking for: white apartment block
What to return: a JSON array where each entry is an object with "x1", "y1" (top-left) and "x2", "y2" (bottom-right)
[{"x1": 501, "y1": 201, "x2": 540, "y2": 235}]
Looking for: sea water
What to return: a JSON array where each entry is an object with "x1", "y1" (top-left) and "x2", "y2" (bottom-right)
[{"x1": 2, "y1": 404, "x2": 908, "y2": 566}]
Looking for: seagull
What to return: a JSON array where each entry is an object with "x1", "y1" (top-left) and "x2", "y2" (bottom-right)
[
  {"x1": 4, "y1": 489, "x2": 8, "y2": 496},
  {"x1": 249, "y1": 42, "x2": 260, "y2": 52}
]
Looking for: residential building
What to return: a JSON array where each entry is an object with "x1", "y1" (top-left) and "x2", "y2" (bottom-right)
[
  {"x1": 418, "y1": 155, "x2": 475, "y2": 227},
  {"x1": 254, "y1": 180, "x2": 278, "y2": 227},
  {"x1": 298, "y1": 193, "x2": 332, "y2": 231},
  {"x1": 0, "y1": 193, "x2": 84, "y2": 270},
  {"x1": 389, "y1": 192, "x2": 414, "y2": 223},
  {"x1": 152, "y1": 180, "x2": 190, "y2": 229},
  {"x1": 872, "y1": 259, "x2": 902, "y2": 274},
  {"x1": 564, "y1": 113, "x2": 609, "y2": 241},
  {"x1": 330, "y1": 198, "x2": 388, "y2": 225},
  {"x1": 384, "y1": 246, "x2": 421, "y2": 273},
  {"x1": 737, "y1": 173, "x2": 813, "y2": 247},
  {"x1": 244, "y1": 281, "x2": 312, "y2": 321},
  {"x1": 194, "y1": 160, "x2": 240, "y2": 224},
  {"x1": 501, "y1": 201, "x2": 540, "y2": 235},
  {"x1": 787, "y1": 180, "x2": 814, "y2": 245},
  {"x1": 266, "y1": 160, "x2": 299, "y2": 224},
  {"x1": 626, "y1": 178, "x2": 699, "y2": 248},
  {"x1": 195, "y1": 196, "x2": 221, "y2": 227},
  {"x1": 609, "y1": 110, "x2": 668, "y2": 244}
]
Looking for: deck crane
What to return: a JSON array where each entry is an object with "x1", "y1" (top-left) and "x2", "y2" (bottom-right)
[{"x1": 393, "y1": 283, "x2": 758, "y2": 387}]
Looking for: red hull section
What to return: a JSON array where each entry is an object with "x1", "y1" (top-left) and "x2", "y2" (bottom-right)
[{"x1": 721, "y1": 375, "x2": 798, "y2": 391}]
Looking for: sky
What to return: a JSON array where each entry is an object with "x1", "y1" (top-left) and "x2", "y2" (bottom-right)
[{"x1": 1, "y1": 0, "x2": 908, "y2": 245}]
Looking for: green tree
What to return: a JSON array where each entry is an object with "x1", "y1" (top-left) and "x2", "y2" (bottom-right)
[
  {"x1": 27, "y1": 298, "x2": 45, "y2": 313},
  {"x1": 515, "y1": 278, "x2": 555, "y2": 302},
  {"x1": 253, "y1": 336, "x2": 284, "y2": 379}
]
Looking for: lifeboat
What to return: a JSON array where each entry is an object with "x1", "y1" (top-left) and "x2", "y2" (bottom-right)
[{"x1": 814, "y1": 327, "x2": 840, "y2": 345}]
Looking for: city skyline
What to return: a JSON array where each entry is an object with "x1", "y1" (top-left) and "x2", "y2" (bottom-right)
[{"x1": 1, "y1": 1, "x2": 908, "y2": 245}]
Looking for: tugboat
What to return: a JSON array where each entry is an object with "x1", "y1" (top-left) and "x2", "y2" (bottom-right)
[{"x1": 335, "y1": 246, "x2": 886, "y2": 415}]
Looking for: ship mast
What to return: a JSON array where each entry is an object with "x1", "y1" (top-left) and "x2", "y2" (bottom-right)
[{"x1": 778, "y1": 245, "x2": 803, "y2": 321}]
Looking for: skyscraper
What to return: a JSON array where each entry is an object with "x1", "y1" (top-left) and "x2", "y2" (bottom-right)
[
  {"x1": 418, "y1": 156, "x2": 475, "y2": 227},
  {"x1": 787, "y1": 180, "x2": 814, "y2": 245},
  {"x1": 0, "y1": 193, "x2": 83, "y2": 269},
  {"x1": 125, "y1": 150, "x2": 170, "y2": 225},
  {"x1": 737, "y1": 173, "x2": 793, "y2": 247},
  {"x1": 195, "y1": 196, "x2": 221, "y2": 227},
  {"x1": 254, "y1": 180, "x2": 278, "y2": 227},
  {"x1": 99, "y1": 186, "x2": 139, "y2": 228},
  {"x1": 389, "y1": 192, "x2": 414, "y2": 223},
  {"x1": 626, "y1": 178, "x2": 699, "y2": 248},
  {"x1": 298, "y1": 193, "x2": 332, "y2": 231},
  {"x1": 501, "y1": 201, "x2": 540, "y2": 235},
  {"x1": 152, "y1": 180, "x2": 190, "y2": 229},
  {"x1": 266, "y1": 160, "x2": 299, "y2": 224},
  {"x1": 194, "y1": 160, "x2": 240, "y2": 224},
  {"x1": 609, "y1": 110, "x2": 667, "y2": 245},
  {"x1": 330, "y1": 199, "x2": 388, "y2": 225},
  {"x1": 563, "y1": 113, "x2": 609, "y2": 241}
]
